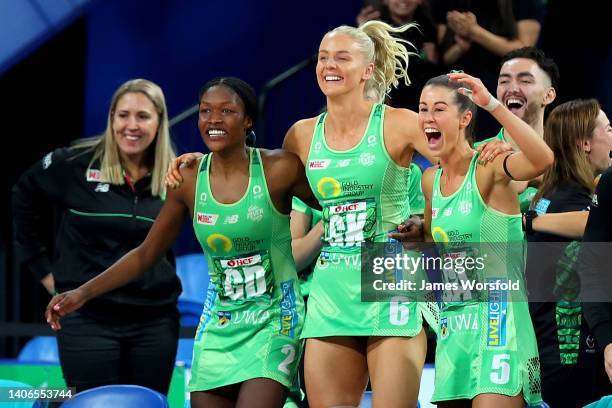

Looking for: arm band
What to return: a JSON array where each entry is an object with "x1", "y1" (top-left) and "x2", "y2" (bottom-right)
[
  {"x1": 503, "y1": 153, "x2": 516, "y2": 180},
  {"x1": 483, "y1": 97, "x2": 501, "y2": 112}
]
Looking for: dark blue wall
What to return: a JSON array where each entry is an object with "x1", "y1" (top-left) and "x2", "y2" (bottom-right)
[
  {"x1": 83, "y1": 0, "x2": 361, "y2": 254},
  {"x1": 83, "y1": 0, "x2": 362, "y2": 151}
]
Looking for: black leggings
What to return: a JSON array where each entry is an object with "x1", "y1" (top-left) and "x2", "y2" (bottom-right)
[{"x1": 57, "y1": 308, "x2": 179, "y2": 394}]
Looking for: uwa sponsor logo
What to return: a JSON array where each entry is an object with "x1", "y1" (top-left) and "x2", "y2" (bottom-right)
[
  {"x1": 233, "y1": 309, "x2": 270, "y2": 325},
  {"x1": 317, "y1": 252, "x2": 361, "y2": 269}
]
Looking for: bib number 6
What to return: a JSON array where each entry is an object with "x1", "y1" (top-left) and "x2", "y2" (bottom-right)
[{"x1": 389, "y1": 296, "x2": 410, "y2": 326}]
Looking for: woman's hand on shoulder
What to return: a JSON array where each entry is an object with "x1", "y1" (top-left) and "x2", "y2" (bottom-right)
[
  {"x1": 476, "y1": 139, "x2": 513, "y2": 165},
  {"x1": 165, "y1": 152, "x2": 204, "y2": 189}
]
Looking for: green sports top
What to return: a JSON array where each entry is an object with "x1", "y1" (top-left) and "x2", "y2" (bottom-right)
[
  {"x1": 291, "y1": 196, "x2": 322, "y2": 297},
  {"x1": 305, "y1": 103, "x2": 411, "y2": 254},
  {"x1": 431, "y1": 152, "x2": 525, "y2": 304},
  {"x1": 192, "y1": 148, "x2": 300, "y2": 311},
  {"x1": 474, "y1": 128, "x2": 537, "y2": 212},
  {"x1": 408, "y1": 163, "x2": 425, "y2": 215}
]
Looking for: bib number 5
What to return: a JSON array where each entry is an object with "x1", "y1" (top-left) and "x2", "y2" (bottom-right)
[{"x1": 490, "y1": 354, "x2": 511, "y2": 385}]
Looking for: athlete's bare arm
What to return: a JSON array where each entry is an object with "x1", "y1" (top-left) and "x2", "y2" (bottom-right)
[
  {"x1": 282, "y1": 118, "x2": 317, "y2": 164},
  {"x1": 421, "y1": 166, "x2": 437, "y2": 242},
  {"x1": 260, "y1": 149, "x2": 319, "y2": 214},
  {"x1": 383, "y1": 107, "x2": 437, "y2": 166}
]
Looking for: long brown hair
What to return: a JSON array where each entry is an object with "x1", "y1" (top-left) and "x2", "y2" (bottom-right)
[{"x1": 532, "y1": 99, "x2": 600, "y2": 206}]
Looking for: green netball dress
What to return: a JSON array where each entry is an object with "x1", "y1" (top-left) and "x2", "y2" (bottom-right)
[
  {"x1": 301, "y1": 103, "x2": 436, "y2": 338},
  {"x1": 430, "y1": 152, "x2": 542, "y2": 404},
  {"x1": 408, "y1": 163, "x2": 425, "y2": 215},
  {"x1": 189, "y1": 148, "x2": 304, "y2": 391},
  {"x1": 291, "y1": 197, "x2": 322, "y2": 297}
]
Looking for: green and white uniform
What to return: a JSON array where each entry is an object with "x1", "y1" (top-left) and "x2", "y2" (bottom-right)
[
  {"x1": 474, "y1": 129, "x2": 537, "y2": 211},
  {"x1": 430, "y1": 152, "x2": 542, "y2": 404},
  {"x1": 408, "y1": 163, "x2": 425, "y2": 215},
  {"x1": 189, "y1": 148, "x2": 304, "y2": 391},
  {"x1": 302, "y1": 103, "x2": 434, "y2": 337},
  {"x1": 291, "y1": 197, "x2": 322, "y2": 297}
]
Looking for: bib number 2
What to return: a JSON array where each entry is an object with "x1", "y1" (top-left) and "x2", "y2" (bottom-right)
[{"x1": 277, "y1": 344, "x2": 296, "y2": 375}]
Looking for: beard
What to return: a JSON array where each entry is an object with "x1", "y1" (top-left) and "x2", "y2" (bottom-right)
[{"x1": 521, "y1": 101, "x2": 543, "y2": 127}]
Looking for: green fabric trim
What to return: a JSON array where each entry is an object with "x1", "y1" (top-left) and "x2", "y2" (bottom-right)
[{"x1": 68, "y1": 209, "x2": 155, "y2": 223}]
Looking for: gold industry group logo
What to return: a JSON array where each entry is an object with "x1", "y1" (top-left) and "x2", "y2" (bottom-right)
[
  {"x1": 207, "y1": 233, "x2": 233, "y2": 253},
  {"x1": 431, "y1": 226, "x2": 450, "y2": 243},
  {"x1": 317, "y1": 177, "x2": 341, "y2": 198}
]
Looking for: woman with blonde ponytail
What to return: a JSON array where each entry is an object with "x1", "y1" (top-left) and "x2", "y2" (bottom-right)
[{"x1": 282, "y1": 21, "x2": 440, "y2": 407}]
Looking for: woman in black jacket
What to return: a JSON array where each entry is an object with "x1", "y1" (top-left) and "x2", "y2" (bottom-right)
[
  {"x1": 12, "y1": 78, "x2": 180, "y2": 394},
  {"x1": 525, "y1": 99, "x2": 612, "y2": 406}
]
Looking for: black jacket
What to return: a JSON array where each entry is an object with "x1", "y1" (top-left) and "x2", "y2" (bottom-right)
[
  {"x1": 12, "y1": 146, "x2": 181, "y2": 315},
  {"x1": 580, "y1": 168, "x2": 612, "y2": 351}
]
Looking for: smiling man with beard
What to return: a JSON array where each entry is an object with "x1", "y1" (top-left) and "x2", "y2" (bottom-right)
[{"x1": 475, "y1": 47, "x2": 559, "y2": 211}]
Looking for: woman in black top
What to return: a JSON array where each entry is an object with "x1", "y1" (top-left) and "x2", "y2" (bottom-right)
[
  {"x1": 581, "y1": 167, "x2": 612, "y2": 386},
  {"x1": 525, "y1": 99, "x2": 612, "y2": 407},
  {"x1": 12, "y1": 79, "x2": 180, "y2": 394}
]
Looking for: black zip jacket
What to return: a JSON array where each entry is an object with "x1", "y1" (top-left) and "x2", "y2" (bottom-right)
[
  {"x1": 12, "y1": 146, "x2": 181, "y2": 315},
  {"x1": 580, "y1": 168, "x2": 612, "y2": 352}
]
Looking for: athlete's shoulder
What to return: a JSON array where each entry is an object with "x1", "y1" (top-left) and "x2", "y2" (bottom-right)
[
  {"x1": 283, "y1": 117, "x2": 319, "y2": 155},
  {"x1": 285, "y1": 117, "x2": 318, "y2": 141},
  {"x1": 384, "y1": 105, "x2": 418, "y2": 123},
  {"x1": 422, "y1": 165, "x2": 439, "y2": 180},
  {"x1": 383, "y1": 105, "x2": 420, "y2": 142},
  {"x1": 259, "y1": 149, "x2": 304, "y2": 198},
  {"x1": 259, "y1": 148, "x2": 303, "y2": 174},
  {"x1": 421, "y1": 165, "x2": 439, "y2": 197}
]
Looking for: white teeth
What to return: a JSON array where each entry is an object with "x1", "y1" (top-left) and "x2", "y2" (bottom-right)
[
  {"x1": 506, "y1": 98, "x2": 524, "y2": 107},
  {"x1": 325, "y1": 75, "x2": 342, "y2": 81},
  {"x1": 208, "y1": 129, "x2": 226, "y2": 136},
  {"x1": 424, "y1": 128, "x2": 440, "y2": 133},
  {"x1": 125, "y1": 135, "x2": 140, "y2": 141}
]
